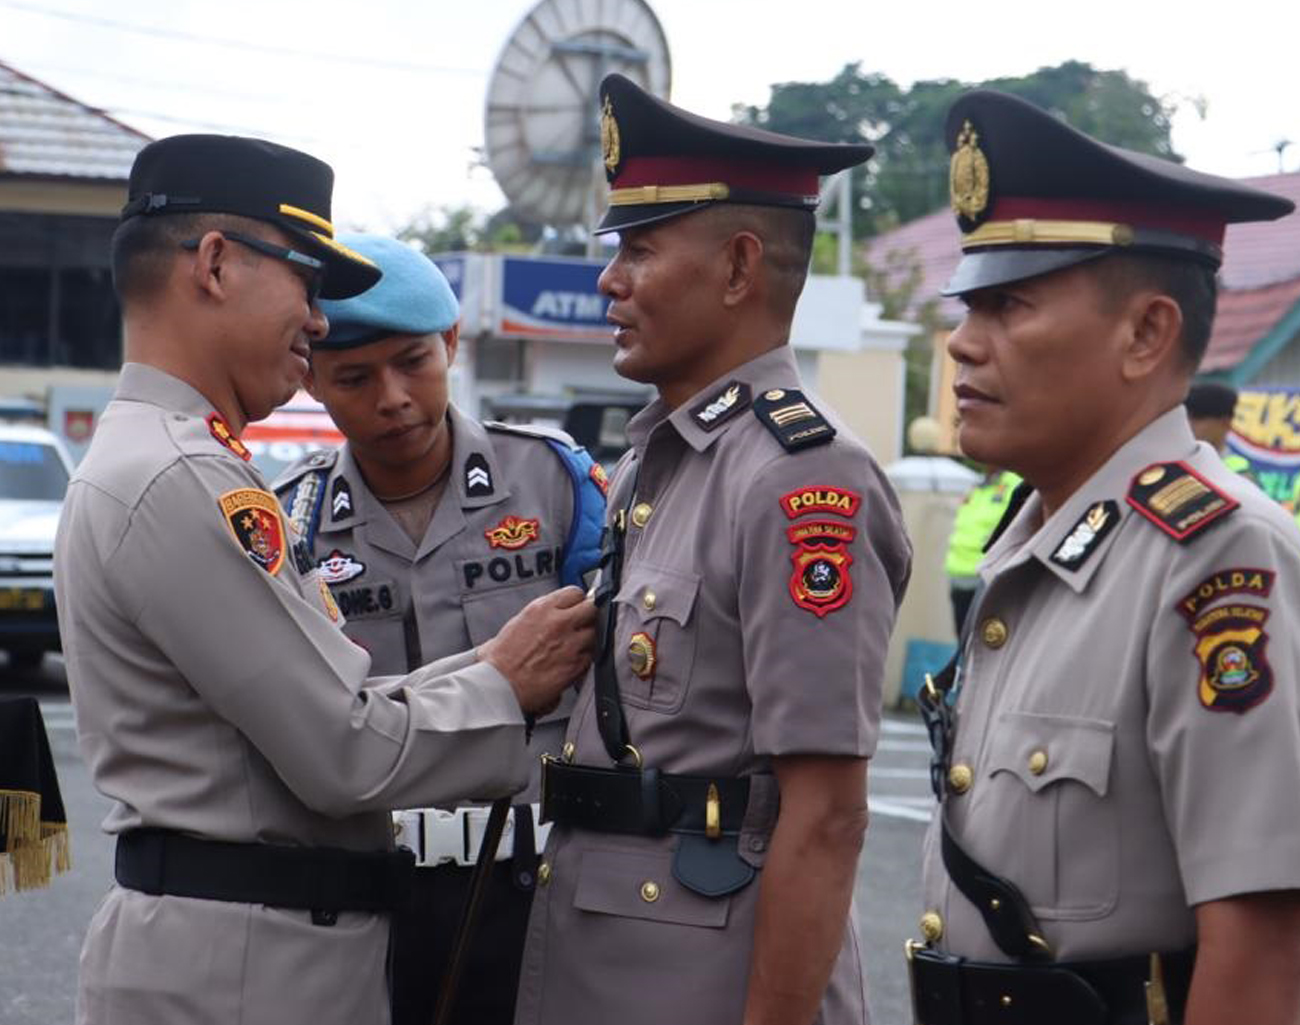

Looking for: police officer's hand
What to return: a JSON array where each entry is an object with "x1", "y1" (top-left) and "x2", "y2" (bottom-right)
[{"x1": 479, "y1": 586, "x2": 596, "y2": 715}]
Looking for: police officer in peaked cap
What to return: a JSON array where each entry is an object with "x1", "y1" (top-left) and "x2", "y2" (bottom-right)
[
  {"x1": 512, "y1": 75, "x2": 912, "y2": 1025},
  {"x1": 910, "y1": 90, "x2": 1300, "y2": 1025},
  {"x1": 272, "y1": 233, "x2": 607, "y2": 1025},
  {"x1": 54, "y1": 134, "x2": 596, "y2": 1025}
]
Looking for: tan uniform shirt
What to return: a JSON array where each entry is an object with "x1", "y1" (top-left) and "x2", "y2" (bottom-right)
[
  {"x1": 514, "y1": 346, "x2": 912, "y2": 1025},
  {"x1": 55, "y1": 364, "x2": 532, "y2": 1025},
  {"x1": 274, "y1": 406, "x2": 592, "y2": 797},
  {"x1": 921, "y1": 407, "x2": 1300, "y2": 962}
]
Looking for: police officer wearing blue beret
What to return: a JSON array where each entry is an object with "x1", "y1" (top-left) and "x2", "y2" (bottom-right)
[{"x1": 274, "y1": 233, "x2": 607, "y2": 1025}]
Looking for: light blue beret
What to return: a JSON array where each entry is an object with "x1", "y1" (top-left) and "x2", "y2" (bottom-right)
[{"x1": 314, "y1": 233, "x2": 459, "y2": 349}]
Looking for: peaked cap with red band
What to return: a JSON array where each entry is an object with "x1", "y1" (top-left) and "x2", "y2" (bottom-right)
[
  {"x1": 942, "y1": 90, "x2": 1296, "y2": 295},
  {"x1": 595, "y1": 73, "x2": 874, "y2": 234}
]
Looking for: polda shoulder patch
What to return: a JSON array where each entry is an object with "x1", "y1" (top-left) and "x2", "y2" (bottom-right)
[
  {"x1": 1189, "y1": 602, "x2": 1273, "y2": 713},
  {"x1": 752, "y1": 388, "x2": 835, "y2": 452},
  {"x1": 690, "y1": 381, "x2": 751, "y2": 431},
  {"x1": 1126, "y1": 461, "x2": 1238, "y2": 544}
]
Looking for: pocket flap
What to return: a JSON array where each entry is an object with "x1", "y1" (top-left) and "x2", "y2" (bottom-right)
[
  {"x1": 573, "y1": 848, "x2": 729, "y2": 928},
  {"x1": 614, "y1": 564, "x2": 700, "y2": 627},
  {"x1": 987, "y1": 712, "x2": 1115, "y2": 797}
]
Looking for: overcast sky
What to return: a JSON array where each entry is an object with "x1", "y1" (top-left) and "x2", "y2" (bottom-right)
[{"x1": 4, "y1": 0, "x2": 1299, "y2": 233}]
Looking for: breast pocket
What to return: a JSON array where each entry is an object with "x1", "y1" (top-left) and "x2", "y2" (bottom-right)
[
  {"x1": 985, "y1": 711, "x2": 1117, "y2": 920},
  {"x1": 614, "y1": 563, "x2": 700, "y2": 713}
]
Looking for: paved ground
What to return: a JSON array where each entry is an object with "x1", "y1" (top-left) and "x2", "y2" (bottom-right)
[{"x1": 0, "y1": 659, "x2": 932, "y2": 1025}]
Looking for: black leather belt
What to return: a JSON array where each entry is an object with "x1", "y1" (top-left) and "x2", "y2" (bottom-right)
[
  {"x1": 115, "y1": 828, "x2": 414, "y2": 914},
  {"x1": 908, "y1": 945, "x2": 1195, "y2": 1025},
  {"x1": 540, "y1": 759, "x2": 750, "y2": 836}
]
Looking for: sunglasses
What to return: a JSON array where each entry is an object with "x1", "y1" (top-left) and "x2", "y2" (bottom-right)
[{"x1": 181, "y1": 231, "x2": 325, "y2": 303}]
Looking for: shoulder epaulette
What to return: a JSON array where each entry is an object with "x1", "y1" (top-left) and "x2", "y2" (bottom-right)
[
  {"x1": 752, "y1": 388, "x2": 835, "y2": 452},
  {"x1": 1126, "y1": 460, "x2": 1239, "y2": 544},
  {"x1": 271, "y1": 447, "x2": 338, "y2": 495},
  {"x1": 483, "y1": 420, "x2": 580, "y2": 450}
]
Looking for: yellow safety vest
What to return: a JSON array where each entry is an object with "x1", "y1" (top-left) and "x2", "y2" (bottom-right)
[{"x1": 945, "y1": 470, "x2": 1022, "y2": 581}]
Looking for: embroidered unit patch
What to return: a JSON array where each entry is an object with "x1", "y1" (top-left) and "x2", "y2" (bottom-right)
[
  {"x1": 317, "y1": 549, "x2": 366, "y2": 585},
  {"x1": 1176, "y1": 568, "x2": 1274, "y2": 622},
  {"x1": 1127, "y1": 461, "x2": 1238, "y2": 543},
  {"x1": 589, "y1": 462, "x2": 610, "y2": 497},
  {"x1": 780, "y1": 486, "x2": 862, "y2": 520},
  {"x1": 218, "y1": 488, "x2": 286, "y2": 575},
  {"x1": 485, "y1": 515, "x2": 540, "y2": 550},
  {"x1": 786, "y1": 519, "x2": 856, "y2": 617},
  {"x1": 1050, "y1": 500, "x2": 1119, "y2": 569},
  {"x1": 1189, "y1": 603, "x2": 1272, "y2": 713},
  {"x1": 207, "y1": 413, "x2": 251, "y2": 461}
]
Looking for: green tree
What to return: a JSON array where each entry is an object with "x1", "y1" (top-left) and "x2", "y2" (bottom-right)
[
  {"x1": 397, "y1": 204, "x2": 542, "y2": 255},
  {"x1": 740, "y1": 60, "x2": 1181, "y2": 238}
]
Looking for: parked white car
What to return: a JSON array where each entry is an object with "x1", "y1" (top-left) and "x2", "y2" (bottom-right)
[{"x1": 0, "y1": 424, "x2": 74, "y2": 670}]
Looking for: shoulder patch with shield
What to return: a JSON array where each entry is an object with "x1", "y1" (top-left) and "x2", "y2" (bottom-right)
[{"x1": 218, "y1": 488, "x2": 286, "y2": 575}]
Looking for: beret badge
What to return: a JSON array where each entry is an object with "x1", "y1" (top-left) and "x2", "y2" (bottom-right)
[
  {"x1": 950, "y1": 120, "x2": 991, "y2": 228},
  {"x1": 601, "y1": 95, "x2": 622, "y2": 178}
]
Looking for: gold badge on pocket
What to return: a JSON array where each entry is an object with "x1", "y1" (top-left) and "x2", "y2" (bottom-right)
[{"x1": 628, "y1": 631, "x2": 657, "y2": 679}]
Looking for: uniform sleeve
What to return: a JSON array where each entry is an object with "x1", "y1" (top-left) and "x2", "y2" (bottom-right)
[
  {"x1": 113, "y1": 456, "x2": 529, "y2": 817},
  {"x1": 1145, "y1": 512, "x2": 1300, "y2": 904},
  {"x1": 737, "y1": 446, "x2": 912, "y2": 759}
]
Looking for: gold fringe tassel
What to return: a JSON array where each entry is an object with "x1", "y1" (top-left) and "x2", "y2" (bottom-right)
[{"x1": 0, "y1": 790, "x2": 71, "y2": 894}]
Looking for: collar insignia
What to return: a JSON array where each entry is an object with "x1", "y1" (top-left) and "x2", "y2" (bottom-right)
[
  {"x1": 207, "y1": 413, "x2": 251, "y2": 462},
  {"x1": 331, "y1": 476, "x2": 353, "y2": 519},
  {"x1": 317, "y1": 548, "x2": 366, "y2": 584},
  {"x1": 1127, "y1": 461, "x2": 1238, "y2": 544},
  {"x1": 690, "y1": 381, "x2": 751, "y2": 431},
  {"x1": 1050, "y1": 499, "x2": 1119, "y2": 569},
  {"x1": 950, "y1": 119, "x2": 991, "y2": 228},
  {"x1": 485, "y1": 515, "x2": 540, "y2": 550},
  {"x1": 465, "y1": 453, "x2": 494, "y2": 497}
]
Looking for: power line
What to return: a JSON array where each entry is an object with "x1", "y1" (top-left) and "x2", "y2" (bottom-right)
[
  {"x1": 12, "y1": 59, "x2": 315, "y2": 105},
  {"x1": 0, "y1": 0, "x2": 487, "y2": 76}
]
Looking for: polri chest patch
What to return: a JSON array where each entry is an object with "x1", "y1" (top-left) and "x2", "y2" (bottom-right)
[
  {"x1": 485, "y1": 515, "x2": 540, "y2": 550},
  {"x1": 1189, "y1": 603, "x2": 1272, "y2": 713},
  {"x1": 1127, "y1": 462, "x2": 1238, "y2": 543},
  {"x1": 318, "y1": 549, "x2": 366, "y2": 585},
  {"x1": 219, "y1": 488, "x2": 286, "y2": 575},
  {"x1": 1050, "y1": 500, "x2": 1119, "y2": 569}
]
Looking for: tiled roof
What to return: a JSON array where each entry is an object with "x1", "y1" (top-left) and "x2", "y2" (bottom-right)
[
  {"x1": 1200, "y1": 275, "x2": 1300, "y2": 373},
  {"x1": 0, "y1": 59, "x2": 149, "y2": 181},
  {"x1": 865, "y1": 171, "x2": 1300, "y2": 373}
]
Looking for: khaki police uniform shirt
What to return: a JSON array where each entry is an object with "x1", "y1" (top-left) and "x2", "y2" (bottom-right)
[
  {"x1": 514, "y1": 345, "x2": 912, "y2": 1025},
  {"x1": 55, "y1": 364, "x2": 532, "y2": 1025},
  {"x1": 274, "y1": 405, "x2": 586, "y2": 798},
  {"x1": 921, "y1": 407, "x2": 1300, "y2": 962}
]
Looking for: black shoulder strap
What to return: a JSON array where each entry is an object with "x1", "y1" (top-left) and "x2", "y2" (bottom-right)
[{"x1": 592, "y1": 462, "x2": 640, "y2": 764}]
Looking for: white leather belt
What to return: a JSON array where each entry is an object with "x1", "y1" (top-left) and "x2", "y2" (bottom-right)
[{"x1": 393, "y1": 804, "x2": 551, "y2": 868}]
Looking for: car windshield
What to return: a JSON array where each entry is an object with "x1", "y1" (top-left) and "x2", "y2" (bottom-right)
[{"x1": 0, "y1": 441, "x2": 68, "y2": 501}]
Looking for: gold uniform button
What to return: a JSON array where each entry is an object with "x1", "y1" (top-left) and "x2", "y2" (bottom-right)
[
  {"x1": 642, "y1": 590, "x2": 657, "y2": 611},
  {"x1": 1028, "y1": 749, "x2": 1049, "y2": 775},
  {"x1": 980, "y1": 617, "x2": 1009, "y2": 649},
  {"x1": 630, "y1": 502, "x2": 653, "y2": 528},
  {"x1": 538, "y1": 861, "x2": 552, "y2": 886},
  {"x1": 640, "y1": 880, "x2": 661, "y2": 903},
  {"x1": 561, "y1": 741, "x2": 575, "y2": 763},
  {"x1": 919, "y1": 911, "x2": 944, "y2": 943},
  {"x1": 947, "y1": 763, "x2": 973, "y2": 794}
]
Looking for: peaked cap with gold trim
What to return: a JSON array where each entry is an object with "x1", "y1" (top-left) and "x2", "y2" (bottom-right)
[
  {"x1": 595, "y1": 74, "x2": 874, "y2": 234},
  {"x1": 121, "y1": 134, "x2": 380, "y2": 299},
  {"x1": 942, "y1": 90, "x2": 1295, "y2": 296}
]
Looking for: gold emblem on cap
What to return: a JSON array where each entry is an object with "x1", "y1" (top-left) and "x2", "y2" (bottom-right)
[
  {"x1": 628, "y1": 631, "x2": 657, "y2": 679},
  {"x1": 601, "y1": 95, "x2": 621, "y2": 174},
  {"x1": 1139, "y1": 466, "x2": 1166, "y2": 486},
  {"x1": 950, "y1": 120, "x2": 991, "y2": 222}
]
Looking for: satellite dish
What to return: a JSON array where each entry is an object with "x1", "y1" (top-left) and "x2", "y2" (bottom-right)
[{"x1": 484, "y1": 0, "x2": 671, "y2": 230}]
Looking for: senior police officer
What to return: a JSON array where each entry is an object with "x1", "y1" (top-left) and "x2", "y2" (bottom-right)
[
  {"x1": 910, "y1": 90, "x2": 1300, "y2": 1025},
  {"x1": 513, "y1": 75, "x2": 912, "y2": 1025},
  {"x1": 54, "y1": 135, "x2": 596, "y2": 1025},
  {"x1": 273, "y1": 233, "x2": 606, "y2": 1025}
]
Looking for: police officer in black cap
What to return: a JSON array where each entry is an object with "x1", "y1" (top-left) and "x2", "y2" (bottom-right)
[
  {"x1": 910, "y1": 90, "x2": 1300, "y2": 1025},
  {"x1": 54, "y1": 135, "x2": 595, "y2": 1025}
]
